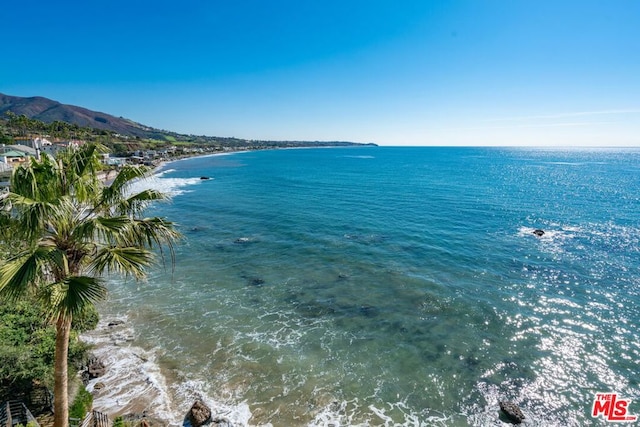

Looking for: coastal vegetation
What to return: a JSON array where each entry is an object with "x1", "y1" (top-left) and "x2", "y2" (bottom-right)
[
  {"x1": 1, "y1": 112, "x2": 372, "y2": 157},
  {"x1": 0, "y1": 93, "x2": 375, "y2": 158},
  {"x1": 0, "y1": 143, "x2": 180, "y2": 427},
  {"x1": 68, "y1": 385, "x2": 93, "y2": 420},
  {"x1": 0, "y1": 297, "x2": 96, "y2": 400}
]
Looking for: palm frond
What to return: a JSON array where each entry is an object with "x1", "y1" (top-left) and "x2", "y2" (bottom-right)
[
  {"x1": 44, "y1": 276, "x2": 107, "y2": 321},
  {"x1": 89, "y1": 246, "x2": 154, "y2": 279},
  {"x1": 54, "y1": 143, "x2": 105, "y2": 203},
  {"x1": 117, "y1": 189, "x2": 169, "y2": 216},
  {"x1": 7, "y1": 193, "x2": 67, "y2": 241},
  {"x1": 0, "y1": 246, "x2": 55, "y2": 300},
  {"x1": 11, "y1": 155, "x2": 64, "y2": 202},
  {"x1": 130, "y1": 217, "x2": 181, "y2": 247},
  {"x1": 135, "y1": 217, "x2": 181, "y2": 273},
  {"x1": 99, "y1": 165, "x2": 152, "y2": 208},
  {"x1": 72, "y1": 215, "x2": 132, "y2": 245}
]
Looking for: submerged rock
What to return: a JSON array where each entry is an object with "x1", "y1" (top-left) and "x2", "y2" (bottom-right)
[
  {"x1": 248, "y1": 277, "x2": 265, "y2": 287},
  {"x1": 532, "y1": 229, "x2": 545, "y2": 237},
  {"x1": 499, "y1": 401, "x2": 525, "y2": 424},
  {"x1": 358, "y1": 304, "x2": 379, "y2": 318},
  {"x1": 108, "y1": 320, "x2": 125, "y2": 327},
  {"x1": 188, "y1": 400, "x2": 212, "y2": 427}
]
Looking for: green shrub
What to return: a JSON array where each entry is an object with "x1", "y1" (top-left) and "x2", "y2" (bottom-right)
[
  {"x1": 112, "y1": 416, "x2": 139, "y2": 427},
  {"x1": 0, "y1": 297, "x2": 97, "y2": 397},
  {"x1": 69, "y1": 385, "x2": 93, "y2": 419}
]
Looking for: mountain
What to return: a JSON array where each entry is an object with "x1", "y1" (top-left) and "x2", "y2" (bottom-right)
[
  {"x1": 0, "y1": 93, "x2": 172, "y2": 139},
  {"x1": 0, "y1": 93, "x2": 377, "y2": 147}
]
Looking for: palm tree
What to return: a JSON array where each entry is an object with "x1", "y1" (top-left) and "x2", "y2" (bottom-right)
[{"x1": 0, "y1": 143, "x2": 180, "y2": 427}]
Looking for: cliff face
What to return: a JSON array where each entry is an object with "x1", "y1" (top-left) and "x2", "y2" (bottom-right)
[{"x1": 0, "y1": 93, "x2": 155, "y2": 138}]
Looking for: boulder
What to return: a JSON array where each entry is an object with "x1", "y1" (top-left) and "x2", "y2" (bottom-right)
[
  {"x1": 108, "y1": 320, "x2": 125, "y2": 327},
  {"x1": 499, "y1": 401, "x2": 525, "y2": 424},
  {"x1": 188, "y1": 400, "x2": 212, "y2": 427},
  {"x1": 87, "y1": 357, "x2": 106, "y2": 379},
  {"x1": 532, "y1": 229, "x2": 545, "y2": 237}
]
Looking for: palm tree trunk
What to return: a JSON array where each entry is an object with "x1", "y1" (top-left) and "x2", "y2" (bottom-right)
[{"x1": 53, "y1": 315, "x2": 72, "y2": 427}]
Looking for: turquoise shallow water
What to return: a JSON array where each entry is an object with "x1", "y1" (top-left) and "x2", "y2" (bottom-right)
[{"x1": 97, "y1": 147, "x2": 640, "y2": 426}]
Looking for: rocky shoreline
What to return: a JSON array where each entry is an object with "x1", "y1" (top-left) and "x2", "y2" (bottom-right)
[
  {"x1": 81, "y1": 318, "x2": 530, "y2": 426},
  {"x1": 80, "y1": 318, "x2": 253, "y2": 427}
]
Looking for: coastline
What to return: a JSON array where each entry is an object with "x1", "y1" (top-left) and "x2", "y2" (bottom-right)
[
  {"x1": 75, "y1": 147, "x2": 640, "y2": 426},
  {"x1": 86, "y1": 150, "x2": 260, "y2": 426},
  {"x1": 81, "y1": 316, "x2": 254, "y2": 427},
  {"x1": 83, "y1": 147, "x2": 349, "y2": 426}
]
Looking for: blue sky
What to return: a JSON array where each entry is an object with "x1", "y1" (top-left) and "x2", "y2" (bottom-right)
[{"x1": 2, "y1": 1, "x2": 639, "y2": 146}]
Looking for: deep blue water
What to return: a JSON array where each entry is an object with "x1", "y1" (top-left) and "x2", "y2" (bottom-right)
[{"x1": 95, "y1": 147, "x2": 640, "y2": 426}]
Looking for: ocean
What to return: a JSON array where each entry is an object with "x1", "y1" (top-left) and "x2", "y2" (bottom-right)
[{"x1": 82, "y1": 147, "x2": 640, "y2": 426}]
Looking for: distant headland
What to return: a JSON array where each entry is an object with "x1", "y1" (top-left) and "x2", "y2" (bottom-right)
[{"x1": 0, "y1": 92, "x2": 377, "y2": 158}]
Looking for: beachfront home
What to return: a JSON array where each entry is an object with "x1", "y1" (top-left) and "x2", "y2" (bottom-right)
[
  {"x1": 14, "y1": 137, "x2": 51, "y2": 151},
  {"x1": 4, "y1": 145, "x2": 37, "y2": 157},
  {"x1": 1, "y1": 150, "x2": 27, "y2": 166},
  {"x1": 106, "y1": 156, "x2": 127, "y2": 167},
  {"x1": 41, "y1": 141, "x2": 71, "y2": 157},
  {"x1": 1, "y1": 145, "x2": 37, "y2": 166},
  {"x1": 13, "y1": 138, "x2": 82, "y2": 158},
  {"x1": 128, "y1": 155, "x2": 145, "y2": 165}
]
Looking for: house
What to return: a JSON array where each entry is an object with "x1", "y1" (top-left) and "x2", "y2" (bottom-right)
[
  {"x1": 40, "y1": 141, "x2": 69, "y2": 157},
  {"x1": 106, "y1": 157, "x2": 127, "y2": 167},
  {"x1": 5, "y1": 145, "x2": 38, "y2": 157},
  {"x1": 0, "y1": 144, "x2": 38, "y2": 167},
  {"x1": 2, "y1": 150, "x2": 27, "y2": 165},
  {"x1": 128, "y1": 155, "x2": 145, "y2": 164},
  {"x1": 12, "y1": 138, "x2": 83, "y2": 158},
  {"x1": 13, "y1": 137, "x2": 51, "y2": 150}
]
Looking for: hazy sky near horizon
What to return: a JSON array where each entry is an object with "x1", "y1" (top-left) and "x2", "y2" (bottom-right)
[{"x1": 2, "y1": 1, "x2": 639, "y2": 146}]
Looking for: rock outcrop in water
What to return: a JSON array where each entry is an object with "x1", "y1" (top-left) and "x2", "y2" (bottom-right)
[
  {"x1": 187, "y1": 400, "x2": 212, "y2": 427},
  {"x1": 81, "y1": 355, "x2": 106, "y2": 384},
  {"x1": 108, "y1": 320, "x2": 125, "y2": 327},
  {"x1": 532, "y1": 229, "x2": 545, "y2": 237},
  {"x1": 499, "y1": 401, "x2": 525, "y2": 424},
  {"x1": 88, "y1": 356, "x2": 106, "y2": 378}
]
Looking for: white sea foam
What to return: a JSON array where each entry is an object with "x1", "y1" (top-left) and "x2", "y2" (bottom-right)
[
  {"x1": 127, "y1": 174, "x2": 203, "y2": 197},
  {"x1": 340, "y1": 155, "x2": 375, "y2": 159},
  {"x1": 517, "y1": 226, "x2": 580, "y2": 256},
  {"x1": 171, "y1": 380, "x2": 254, "y2": 426},
  {"x1": 81, "y1": 319, "x2": 254, "y2": 427},
  {"x1": 307, "y1": 395, "x2": 454, "y2": 427},
  {"x1": 156, "y1": 168, "x2": 177, "y2": 176},
  {"x1": 517, "y1": 226, "x2": 575, "y2": 241},
  {"x1": 81, "y1": 318, "x2": 177, "y2": 423}
]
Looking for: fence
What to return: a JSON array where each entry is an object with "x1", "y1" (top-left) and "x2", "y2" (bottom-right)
[{"x1": 0, "y1": 400, "x2": 40, "y2": 427}]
